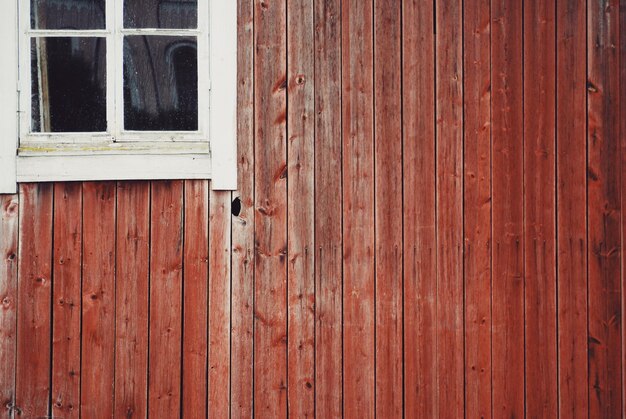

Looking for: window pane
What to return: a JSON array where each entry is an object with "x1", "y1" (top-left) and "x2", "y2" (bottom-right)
[
  {"x1": 31, "y1": 0, "x2": 106, "y2": 30},
  {"x1": 31, "y1": 37, "x2": 107, "y2": 133},
  {"x1": 124, "y1": 0, "x2": 197, "y2": 29},
  {"x1": 123, "y1": 36, "x2": 198, "y2": 131}
]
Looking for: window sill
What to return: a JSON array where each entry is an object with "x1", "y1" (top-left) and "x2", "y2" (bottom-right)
[
  {"x1": 16, "y1": 153, "x2": 212, "y2": 182},
  {"x1": 18, "y1": 140, "x2": 210, "y2": 156}
]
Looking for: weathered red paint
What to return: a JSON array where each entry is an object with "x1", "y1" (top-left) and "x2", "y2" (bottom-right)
[{"x1": 0, "y1": 1, "x2": 622, "y2": 417}]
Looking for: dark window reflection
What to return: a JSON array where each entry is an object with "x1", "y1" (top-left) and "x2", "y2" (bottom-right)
[
  {"x1": 123, "y1": 35, "x2": 198, "y2": 131},
  {"x1": 31, "y1": 0, "x2": 106, "y2": 30},
  {"x1": 124, "y1": 0, "x2": 197, "y2": 29},
  {"x1": 31, "y1": 37, "x2": 107, "y2": 132}
]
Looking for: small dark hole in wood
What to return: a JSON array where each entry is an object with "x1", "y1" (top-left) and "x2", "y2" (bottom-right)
[{"x1": 232, "y1": 197, "x2": 242, "y2": 217}]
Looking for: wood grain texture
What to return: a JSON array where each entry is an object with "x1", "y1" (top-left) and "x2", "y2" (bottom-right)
[
  {"x1": 51, "y1": 182, "x2": 82, "y2": 419},
  {"x1": 374, "y1": 0, "x2": 403, "y2": 416},
  {"x1": 231, "y1": 0, "x2": 255, "y2": 416},
  {"x1": 402, "y1": 0, "x2": 437, "y2": 415},
  {"x1": 208, "y1": 189, "x2": 231, "y2": 417},
  {"x1": 182, "y1": 180, "x2": 208, "y2": 419},
  {"x1": 491, "y1": 0, "x2": 525, "y2": 416},
  {"x1": 287, "y1": 0, "x2": 315, "y2": 416},
  {"x1": 463, "y1": 0, "x2": 492, "y2": 416},
  {"x1": 0, "y1": 194, "x2": 18, "y2": 416},
  {"x1": 253, "y1": 0, "x2": 288, "y2": 416},
  {"x1": 523, "y1": 0, "x2": 557, "y2": 417},
  {"x1": 342, "y1": 0, "x2": 375, "y2": 417},
  {"x1": 313, "y1": 0, "x2": 343, "y2": 416},
  {"x1": 15, "y1": 183, "x2": 53, "y2": 418},
  {"x1": 148, "y1": 180, "x2": 184, "y2": 417},
  {"x1": 587, "y1": 0, "x2": 622, "y2": 416},
  {"x1": 556, "y1": 0, "x2": 588, "y2": 416},
  {"x1": 81, "y1": 182, "x2": 116, "y2": 418},
  {"x1": 114, "y1": 182, "x2": 150, "y2": 419},
  {"x1": 436, "y1": 0, "x2": 464, "y2": 417}
]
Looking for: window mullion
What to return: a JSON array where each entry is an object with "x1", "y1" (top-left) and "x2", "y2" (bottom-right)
[{"x1": 111, "y1": 0, "x2": 123, "y2": 139}]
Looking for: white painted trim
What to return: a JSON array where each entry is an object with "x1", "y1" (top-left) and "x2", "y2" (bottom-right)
[
  {"x1": 18, "y1": 140, "x2": 209, "y2": 155},
  {"x1": 19, "y1": 0, "x2": 31, "y2": 140},
  {"x1": 209, "y1": 0, "x2": 238, "y2": 190},
  {"x1": 0, "y1": 0, "x2": 18, "y2": 194},
  {"x1": 17, "y1": 154, "x2": 211, "y2": 182},
  {"x1": 27, "y1": 30, "x2": 110, "y2": 36}
]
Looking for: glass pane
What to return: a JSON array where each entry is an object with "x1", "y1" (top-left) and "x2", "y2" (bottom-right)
[
  {"x1": 124, "y1": 0, "x2": 197, "y2": 29},
  {"x1": 31, "y1": 37, "x2": 107, "y2": 133},
  {"x1": 31, "y1": 0, "x2": 106, "y2": 30},
  {"x1": 123, "y1": 36, "x2": 198, "y2": 131}
]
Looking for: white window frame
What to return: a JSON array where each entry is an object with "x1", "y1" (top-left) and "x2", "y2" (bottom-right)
[{"x1": 0, "y1": 0, "x2": 237, "y2": 193}]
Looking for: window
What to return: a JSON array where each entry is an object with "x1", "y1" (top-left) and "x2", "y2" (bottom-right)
[{"x1": 0, "y1": 0, "x2": 237, "y2": 193}]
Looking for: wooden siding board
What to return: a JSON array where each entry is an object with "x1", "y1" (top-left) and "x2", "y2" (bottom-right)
[
  {"x1": 435, "y1": 0, "x2": 465, "y2": 417},
  {"x1": 313, "y1": 0, "x2": 343, "y2": 416},
  {"x1": 80, "y1": 182, "x2": 116, "y2": 418},
  {"x1": 374, "y1": 0, "x2": 403, "y2": 417},
  {"x1": 208, "y1": 189, "x2": 232, "y2": 417},
  {"x1": 253, "y1": 0, "x2": 288, "y2": 415},
  {"x1": 523, "y1": 0, "x2": 558, "y2": 417},
  {"x1": 618, "y1": 0, "x2": 626, "y2": 417},
  {"x1": 148, "y1": 180, "x2": 184, "y2": 417},
  {"x1": 182, "y1": 180, "x2": 209, "y2": 419},
  {"x1": 463, "y1": 0, "x2": 492, "y2": 416},
  {"x1": 401, "y1": 0, "x2": 437, "y2": 415},
  {"x1": 287, "y1": 0, "x2": 316, "y2": 416},
  {"x1": 490, "y1": 0, "x2": 525, "y2": 416},
  {"x1": 587, "y1": 0, "x2": 622, "y2": 416},
  {"x1": 342, "y1": 0, "x2": 375, "y2": 417},
  {"x1": 231, "y1": 0, "x2": 255, "y2": 416},
  {"x1": 15, "y1": 183, "x2": 53, "y2": 418},
  {"x1": 556, "y1": 0, "x2": 589, "y2": 416},
  {"x1": 114, "y1": 181, "x2": 150, "y2": 419},
  {"x1": 0, "y1": 194, "x2": 18, "y2": 416},
  {"x1": 51, "y1": 182, "x2": 82, "y2": 419}
]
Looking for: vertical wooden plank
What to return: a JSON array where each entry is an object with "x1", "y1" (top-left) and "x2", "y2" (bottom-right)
[
  {"x1": 287, "y1": 0, "x2": 315, "y2": 416},
  {"x1": 621, "y1": 0, "x2": 626, "y2": 416},
  {"x1": 491, "y1": 0, "x2": 525, "y2": 416},
  {"x1": 51, "y1": 183, "x2": 82, "y2": 419},
  {"x1": 231, "y1": 0, "x2": 255, "y2": 416},
  {"x1": 114, "y1": 181, "x2": 150, "y2": 419},
  {"x1": 587, "y1": 0, "x2": 622, "y2": 416},
  {"x1": 436, "y1": 0, "x2": 465, "y2": 417},
  {"x1": 463, "y1": 0, "x2": 492, "y2": 416},
  {"x1": 81, "y1": 182, "x2": 116, "y2": 418},
  {"x1": 182, "y1": 180, "x2": 209, "y2": 418},
  {"x1": 148, "y1": 181, "x2": 183, "y2": 417},
  {"x1": 523, "y1": 0, "x2": 557, "y2": 417},
  {"x1": 0, "y1": 194, "x2": 18, "y2": 416},
  {"x1": 342, "y1": 0, "x2": 375, "y2": 417},
  {"x1": 314, "y1": 0, "x2": 343, "y2": 415},
  {"x1": 208, "y1": 189, "x2": 232, "y2": 417},
  {"x1": 373, "y1": 0, "x2": 402, "y2": 416},
  {"x1": 254, "y1": 0, "x2": 288, "y2": 415},
  {"x1": 15, "y1": 183, "x2": 53, "y2": 418},
  {"x1": 556, "y1": 0, "x2": 588, "y2": 416},
  {"x1": 402, "y1": 0, "x2": 437, "y2": 415}
]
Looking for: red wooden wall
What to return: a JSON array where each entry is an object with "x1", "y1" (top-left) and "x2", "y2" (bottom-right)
[{"x1": 1, "y1": 0, "x2": 625, "y2": 417}]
